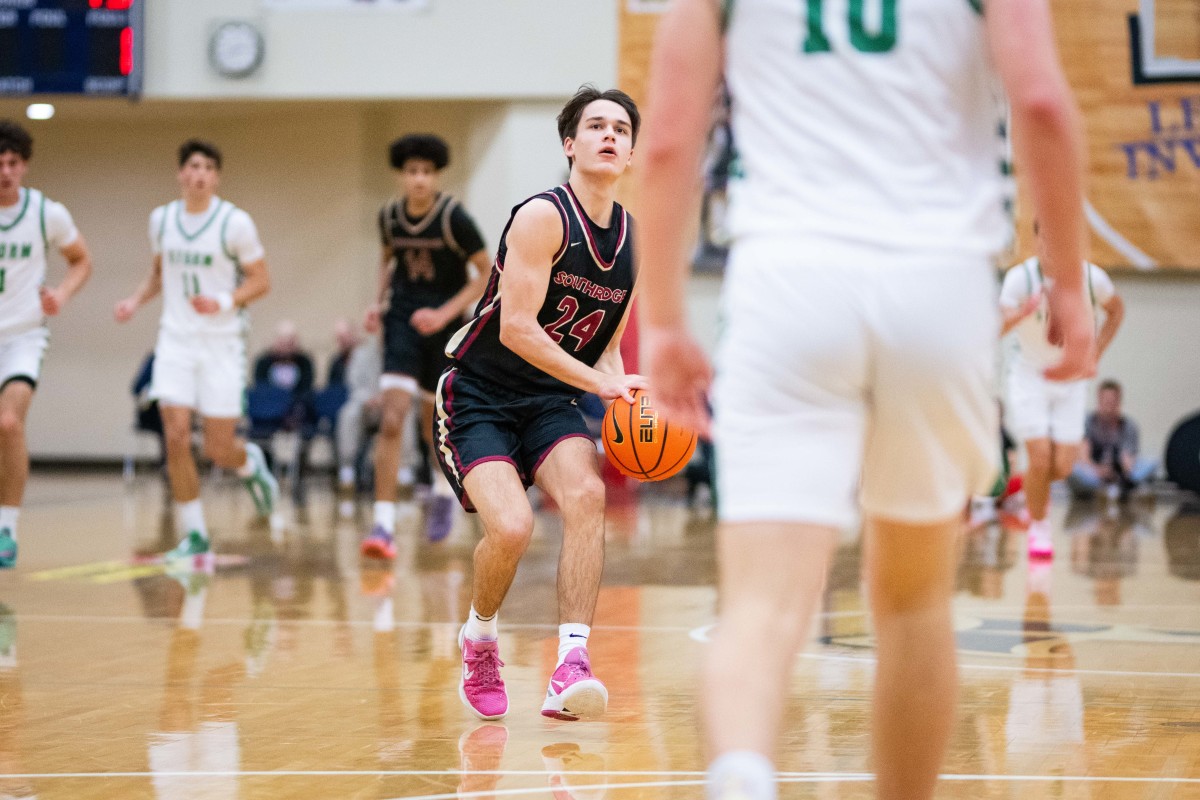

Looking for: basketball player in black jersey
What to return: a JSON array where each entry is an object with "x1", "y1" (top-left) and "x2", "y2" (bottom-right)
[
  {"x1": 434, "y1": 86, "x2": 645, "y2": 722},
  {"x1": 361, "y1": 135, "x2": 491, "y2": 557}
]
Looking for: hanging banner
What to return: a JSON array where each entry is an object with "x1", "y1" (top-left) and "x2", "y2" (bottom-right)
[{"x1": 1019, "y1": 0, "x2": 1200, "y2": 270}]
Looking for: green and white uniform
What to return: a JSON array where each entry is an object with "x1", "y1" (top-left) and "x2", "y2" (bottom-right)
[
  {"x1": 1000, "y1": 257, "x2": 1114, "y2": 443},
  {"x1": 715, "y1": 0, "x2": 1011, "y2": 527},
  {"x1": 149, "y1": 197, "x2": 264, "y2": 418},
  {"x1": 0, "y1": 187, "x2": 78, "y2": 387}
]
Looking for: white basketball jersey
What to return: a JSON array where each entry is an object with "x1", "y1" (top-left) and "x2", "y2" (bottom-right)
[
  {"x1": 723, "y1": 0, "x2": 1011, "y2": 267},
  {"x1": 154, "y1": 198, "x2": 249, "y2": 336},
  {"x1": 0, "y1": 188, "x2": 51, "y2": 339},
  {"x1": 1003, "y1": 257, "x2": 1113, "y2": 370}
]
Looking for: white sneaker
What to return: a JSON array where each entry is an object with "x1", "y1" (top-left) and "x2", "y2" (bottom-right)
[{"x1": 1028, "y1": 518, "x2": 1053, "y2": 559}]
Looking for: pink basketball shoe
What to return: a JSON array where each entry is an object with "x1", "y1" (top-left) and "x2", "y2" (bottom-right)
[
  {"x1": 458, "y1": 626, "x2": 508, "y2": 720},
  {"x1": 541, "y1": 647, "x2": 608, "y2": 721}
]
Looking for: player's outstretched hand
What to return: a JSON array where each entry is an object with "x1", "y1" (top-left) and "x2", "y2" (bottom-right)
[
  {"x1": 1043, "y1": 283, "x2": 1094, "y2": 381},
  {"x1": 114, "y1": 296, "x2": 139, "y2": 323},
  {"x1": 410, "y1": 306, "x2": 449, "y2": 336},
  {"x1": 642, "y1": 324, "x2": 713, "y2": 439},
  {"x1": 596, "y1": 373, "x2": 649, "y2": 406},
  {"x1": 191, "y1": 295, "x2": 220, "y2": 315},
  {"x1": 363, "y1": 304, "x2": 382, "y2": 335},
  {"x1": 39, "y1": 285, "x2": 66, "y2": 316}
]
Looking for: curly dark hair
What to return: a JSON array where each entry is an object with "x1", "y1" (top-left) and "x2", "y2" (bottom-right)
[
  {"x1": 556, "y1": 85, "x2": 640, "y2": 168},
  {"x1": 389, "y1": 134, "x2": 450, "y2": 171},
  {"x1": 0, "y1": 119, "x2": 33, "y2": 161},
  {"x1": 178, "y1": 139, "x2": 222, "y2": 169}
]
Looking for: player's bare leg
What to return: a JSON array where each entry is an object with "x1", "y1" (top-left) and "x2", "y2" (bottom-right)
[
  {"x1": 704, "y1": 522, "x2": 837, "y2": 797},
  {"x1": 203, "y1": 416, "x2": 278, "y2": 519},
  {"x1": 531, "y1": 436, "x2": 609, "y2": 719},
  {"x1": 374, "y1": 387, "x2": 414, "y2": 505},
  {"x1": 1023, "y1": 438, "x2": 1055, "y2": 556},
  {"x1": 456, "y1": 461, "x2": 533, "y2": 720},
  {"x1": 362, "y1": 386, "x2": 414, "y2": 558},
  {"x1": 161, "y1": 405, "x2": 201, "y2": 505},
  {"x1": 534, "y1": 437, "x2": 607, "y2": 626},
  {"x1": 0, "y1": 382, "x2": 34, "y2": 567},
  {"x1": 1051, "y1": 441, "x2": 1080, "y2": 483},
  {"x1": 866, "y1": 515, "x2": 959, "y2": 800}
]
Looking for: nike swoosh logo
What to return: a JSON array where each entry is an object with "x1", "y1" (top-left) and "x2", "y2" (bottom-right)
[
  {"x1": 611, "y1": 420, "x2": 624, "y2": 445},
  {"x1": 570, "y1": 241, "x2": 582, "y2": 247},
  {"x1": 551, "y1": 680, "x2": 565, "y2": 693}
]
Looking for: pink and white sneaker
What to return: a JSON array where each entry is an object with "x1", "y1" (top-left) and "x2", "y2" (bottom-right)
[
  {"x1": 458, "y1": 626, "x2": 508, "y2": 720},
  {"x1": 541, "y1": 647, "x2": 608, "y2": 721},
  {"x1": 1028, "y1": 519, "x2": 1054, "y2": 560}
]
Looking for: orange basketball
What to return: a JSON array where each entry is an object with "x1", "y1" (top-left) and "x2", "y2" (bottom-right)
[{"x1": 602, "y1": 388, "x2": 697, "y2": 481}]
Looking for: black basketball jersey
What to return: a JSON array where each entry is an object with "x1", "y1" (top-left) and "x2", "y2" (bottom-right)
[
  {"x1": 446, "y1": 183, "x2": 636, "y2": 396},
  {"x1": 379, "y1": 193, "x2": 486, "y2": 318}
]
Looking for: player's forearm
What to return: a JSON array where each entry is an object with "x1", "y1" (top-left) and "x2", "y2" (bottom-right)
[
  {"x1": 637, "y1": 146, "x2": 704, "y2": 329},
  {"x1": 58, "y1": 253, "x2": 92, "y2": 299},
  {"x1": 1011, "y1": 97, "x2": 1085, "y2": 291},
  {"x1": 374, "y1": 257, "x2": 392, "y2": 306},
  {"x1": 1095, "y1": 301, "x2": 1124, "y2": 358},
  {"x1": 442, "y1": 271, "x2": 488, "y2": 320},
  {"x1": 593, "y1": 345, "x2": 625, "y2": 378},
  {"x1": 233, "y1": 263, "x2": 270, "y2": 307},
  {"x1": 500, "y1": 319, "x2": 607, "y2": 394},
  {"x1": 999, "y1": 311, "x2": 1023, "y2": 336},
  {"x1": 131, "y1": 271, "x2": 162, "y2": 306}
]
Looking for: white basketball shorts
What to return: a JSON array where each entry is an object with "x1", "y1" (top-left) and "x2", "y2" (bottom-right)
[
  {"x1": 714, "y1": 240, "x2": 999, "y2": 528},
  {"x1": 1006, "y1": 360, "x2": 1087, "y2": 444},
  {"x1": 152, "y1": 328, "x2": 246, "y2": 419},
  {"x1": 0, "y1": 326, "x2": 50, "y2": 389}
]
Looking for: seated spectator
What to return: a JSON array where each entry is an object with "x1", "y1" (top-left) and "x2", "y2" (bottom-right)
[
  {"x1": 336, "y1": 336, "x2": 383, "y2": 493},
  {"x1": 250, "y1": 321, "x2": 317, "y2": 499},
  {"x1": 1069, "y1": 380, "x2": 1157, "y2": 501},
  {"x1": 327, "y1": 318, "x2": 358, "y2": 389}
]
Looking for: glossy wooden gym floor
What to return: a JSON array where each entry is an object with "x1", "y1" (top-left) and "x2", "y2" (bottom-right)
[{"x1": 1, "y1": 470, "x2": 1199, "y2": 799}]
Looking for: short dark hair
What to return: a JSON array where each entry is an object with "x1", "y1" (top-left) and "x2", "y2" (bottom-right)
[
  {"x1": 0, "y1": 119, "x2": 33, "y2": 161},
  {"x1": 1099, "y1": 379, "x2": 1122, "y2": 395},
  {"x1": 556, "y1": 85, "x2": 640, "y2": 167},
  {"x1": 178, "y1": 139, "x2": 222, "y2": 170},
  {"x1": 389, "y1": 134, "x2": 449, "y2": 170}
]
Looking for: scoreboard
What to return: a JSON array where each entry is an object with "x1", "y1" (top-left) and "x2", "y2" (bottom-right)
[{"x1": 0, "y1": 0, "x2": 144, "y2": 96}]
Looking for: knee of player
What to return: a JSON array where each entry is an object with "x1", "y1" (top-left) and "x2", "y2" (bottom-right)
[
  {"x1": 488, "y1": 513, "x2": 535, "y2": 552},
  {"x1": 1026, "y1": 450, "x2": 1052, "y2": 475},
  {"x1": 162, "y1": 421, "x2": 193, "y2": 452},
  {"x1": 561, "y1": 475, "x2": 606, "y2": 517},
  {"x1": 0, "y1": 409, "x2": 23, "y2": 438}
]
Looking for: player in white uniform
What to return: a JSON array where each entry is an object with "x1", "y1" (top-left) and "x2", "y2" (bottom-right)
[
  {"x1": 115, "y1": 139, "x2": 278, "y2": 561},
  {"x1": 1000, "y1": 224, "x2": 1124, "y2": 558},
  {"x1": 0, "y1": 120, "x2": 93, "y2": 569},
  {"x1": 635, "y1": 1, "x2": 1094, "y2": 799}
]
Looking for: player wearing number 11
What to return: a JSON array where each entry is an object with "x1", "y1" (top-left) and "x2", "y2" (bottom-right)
[
  {"x1": 115, "y1": 139, "x2": 279, "y2": 562},
  {"x1": 434, "y1": 86, "x2": 645, "y2": 722}
]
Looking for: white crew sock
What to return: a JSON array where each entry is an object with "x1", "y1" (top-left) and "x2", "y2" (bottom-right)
[
  {"x1": 464, "y1": 605, "x2": 498, "y2": 642},
  {"x1": 338, "y1": 465, "x2": 356, "y2": 486},
  {"x1": 373, "y1": 501, "x2": 396, "y2": 534},
  {"x1": 0, "y1": 506, "x2": 19, "y2": 537},
  {"x1": 235, "y1": 443, "x2": 258, "y2": 478},
  {"x1": 557, "y1": 623, "x2": 590, "y2": 664},
  {"x1": 708, "y1": 751, "x2": 777, "y2": 800},
  {"x1": 176, "y1": 499, "x2": 207, "y2": 538}
]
